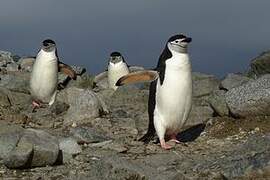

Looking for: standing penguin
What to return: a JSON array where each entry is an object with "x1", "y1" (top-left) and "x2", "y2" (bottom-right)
[
  {"x1": 107, "y1": 52, "x2": 130, "y2": 90},
  {"x1": 116, "y1": 34, "x2": 193, "y2": 149},
  {"x1": 30, "y1": 39, "x2": 76, "y2": 109}
]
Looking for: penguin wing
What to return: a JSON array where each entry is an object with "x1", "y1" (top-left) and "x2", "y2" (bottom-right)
[
  {"x1": 58, "y1": 62, "x2": 77, "y2": 80},
  {"x1": 116, "y1": 70, "x2": 159, "y2": 86}
]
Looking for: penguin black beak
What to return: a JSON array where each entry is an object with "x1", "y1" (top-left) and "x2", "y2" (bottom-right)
[{"x1": 182, "y1": 37, "x2": 192, "y2": 43}]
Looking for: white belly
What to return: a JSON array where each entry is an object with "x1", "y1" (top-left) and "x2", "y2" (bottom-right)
[
  {"x1": 155, "y1": 56, "x2": 192, "y2": 134},
  {"x1": 108, "y1": 62, "x2": 129, "y2": 90},
  {"x1": 30, "y1": 52, "x2": 58, "y2": 104}
]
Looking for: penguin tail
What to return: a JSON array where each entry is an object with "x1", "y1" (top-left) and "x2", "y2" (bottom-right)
[
  {"x1": 138, "y1": 129, "x2": 156, "y2": 144},
  {"x1": 116, "y1": 70, "x2": 159, "y2": 86}
]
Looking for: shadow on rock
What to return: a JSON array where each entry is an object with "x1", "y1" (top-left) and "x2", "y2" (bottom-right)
[{"x1": 177, "y1": 123, "x2": 206, "y2": 142}]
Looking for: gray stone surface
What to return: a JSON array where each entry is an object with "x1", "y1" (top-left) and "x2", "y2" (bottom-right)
[
  {"x1": 18, "y1": 57, "x2": 35, "y2": 72},
  {"x1": 247, "y1": 50, "x2": 270, "y2": 78},
  {"x1": 21, "y1": 129, "x2": 59, "y2": 167},
  {"x1": 226, "y1": 74, "x2": 270, "y2": 117},
  {"x1": 0, "y1": 123, "x2": 24, "y2": 160},
  {"x1": 4, "y1": 140, "x2": 33, "y2": 169},
  {"x1": 0, "y1": 72, "x2": 30, "y2": 93},
  {"x1": 70, "y1": 127, "x2": 109, "y2": 144},
  {"x1": 6, "y1": 63, "x2": 19, "y2": 72},
  {"x1": 192, "y1": 72, "x2": 220, "y2": 97},
  {"x1": 59, "y1": 137, "x2": 82, "y2": 155},
  {"x1": 208, "y1": 90, "x2": 229, "y2": 116},
  {"x1": 220, "y1": 73, "x2": 251, "y2": 90},
  {"x1": 57, "y1": 87, "x2": 103, "y2": 125},
  {"x1": 185, "y1": 105, "x2": 214, "y2": 127}
]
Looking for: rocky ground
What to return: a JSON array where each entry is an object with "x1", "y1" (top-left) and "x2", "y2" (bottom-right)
[{"x1": 0, "y1": 50, "x2": 270, "y2": 179}]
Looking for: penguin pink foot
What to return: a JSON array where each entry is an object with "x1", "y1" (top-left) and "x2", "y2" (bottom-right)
[
  {"x1": 169, "y1": 134, "x2": 181, "y2": 143},
  {"x1": 32, "y1": 100, "x2": 41, "y2": 112},
  {"x1": 160, "y1": 139, "x2": 173, "y2": 150}
]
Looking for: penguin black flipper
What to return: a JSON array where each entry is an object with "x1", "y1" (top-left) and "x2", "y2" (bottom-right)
[
  {"x1": 139, "y1": 80, "x2": 157, "y2": 143},
  {"x1": 115, "y1": 70, "x2": 158, "y2": 86},
  {"x1": 58, "y1": 61, "x2": 77, "y2": 80}
]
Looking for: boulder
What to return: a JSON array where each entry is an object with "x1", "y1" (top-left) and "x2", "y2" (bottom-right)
[
  {"x1": 18, "y1": 57, "x2": 35, "y2": 72},
  {"x1": 0, "y1": 123, "x2": 24, "y2": 160},
  {"x1": 20, "y1": 129, "x2": 59, "y2": 167},
  {"x1": 192, "y1": 72, "x2": 220, "y2": 97},
  {"x1": 57, "y1": 87, "x2": 104, "y2": 125},
  {"x1": 226, "y1": 74, "x2": 270, "y2": 117},
  {"x1": 0, "y1": 72, "x2": 30, "y2": 94},
  {"x1": 247, "y1": 50, "x2": 270, "y2": 78},
  {"x1": 185, "y1": 105, "x2": 214, "y2": 127},
  {"x1": 208, "y1": 90, "x2": 229, "y2": 116},
  {"x1": 220, "y1": 73, "x2": 251, "y2": 90}
]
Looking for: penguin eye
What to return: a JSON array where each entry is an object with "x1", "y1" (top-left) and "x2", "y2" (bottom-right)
[{"x1": 175, "y1": 40, "x2": 179, "y2": 43}]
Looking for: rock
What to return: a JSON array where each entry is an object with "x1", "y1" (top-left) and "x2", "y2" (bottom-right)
[
  {"x1": 0, "y1": 88, "x2": 11, "y2": 107},
  {"x1": 6, "y1": 63, "x2": 19, "y2": 72},
  {"x1": 220, "y1": 73, "x2": 251, "y2": 90},
  {"x1": 18, "y1": 57, "x2": 35, "y2": 72},
  {"x1": 247, "y1": 50, "x2": 270, "y2": 78},
  {"x1": 192, "y1": 72, "x2": 220, "y2": 97},
  {"x1": 70, "y1": 65, "x2": 86, "y2": 75},
  {"x1": 21, "y1": 129, "x2": 59, "y2": 167},
  {"x1": 59, "y1": 137, "x2": 82, "y2": 155},
  {"x1": 4, "y1": 140, "x2": 33, "y2": 169},
  {"x1": 185, "y1": 105, "x2": 214, "y2": 127},
  {"x1": 7, "y1": 91, "x2": 31, "y2": 108},
  {"x1": 0, "y1": 72, "x2": 30, "y2": 93},
  {"x1": 0, "y1": 123, "x2": 24, "y2": 160},
  {"x1": 57, "y1": 87, "x2": 104, "y2": 125},
  {"x1": 0, "y1": 51, "x2": 14, "y2": 67},
  {"x1": 208, "y1": 90, "x2": 229, "y2": 116},
  {"x1": 226, "y1": 74, "x2": 270, "y2": 117},
  {"x1": 70, "y1": 126, "x2": 109, "y2": 144}
]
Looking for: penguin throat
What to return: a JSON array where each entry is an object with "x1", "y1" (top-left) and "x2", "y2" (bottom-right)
[{"x1": 168, "y1": 43, "x2": 188, "y2": 54}]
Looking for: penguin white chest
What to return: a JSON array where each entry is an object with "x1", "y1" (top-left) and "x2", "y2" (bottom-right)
[
  {"x1": 108, "y1": 62, "x2": 129, "y2": 90},
  {"x1": 155, "y1": 54, "x2": 192, "y2": 133},
  {"x1": 30, "y1": 51, "x2": 58, "y2": 104}
]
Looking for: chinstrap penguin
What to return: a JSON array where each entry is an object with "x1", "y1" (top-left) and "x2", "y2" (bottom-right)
[
  {"x1": 30, "y1": 39, "x2": 76, "y2": 110},
  {"x1": 107, "y1": 52, "x2": 130, "y2": 90},
  {"x1": 116, "y1": 34, "x2": 193, "y2": 149}
]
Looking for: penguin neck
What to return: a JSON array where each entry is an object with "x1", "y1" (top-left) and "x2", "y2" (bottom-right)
[{"x1": 38, "y1": 49, "x2": 57, "y2": 61}]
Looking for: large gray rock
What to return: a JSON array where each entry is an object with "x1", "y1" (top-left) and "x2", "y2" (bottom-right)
[
  {"x1": 192, "y1": 72, "x2": 220, "y2": 97},
  {"x1": 18, "y1": 57, "x2": 35, "y2": 72},
  {"x1": 247, "y1": 50, "x2": 270, "y2": 78},
  {"x1": 0, "y1": 72, "x2": 30, "y2": 93},
  {"x1": 208, "y1": 90, "x2": 229, "y2": 116},
  {"x1": 0, "y1": 88, "x2": 11, "y2": 107},
  {"x1": 220, "y1": 73, "x2": 251, "y2": 90},
  {"x1": 0, "y1": 123, "x2": 24, "y2": 160},
  {"x1": 226, "y1": 74, "x2": 270, "y2": 117},
  {"x1": 21, "y1": 129, "x2": 59, "y2": 167},
  {"x1": 4, "y1": 139, "x2": 33, "y2": 169},
  {"x1": 0, "y1": 51, "x2": 15, "y2": 67},
  {"x1": 185, "y1": 105, "x2": 214, "y2": 127},
  {"x1": 59, "y1": 137, "x2": 82, "y2": 155},
  {"x1": 57, "y1": 87, "x2": 104, "y2": 125}
]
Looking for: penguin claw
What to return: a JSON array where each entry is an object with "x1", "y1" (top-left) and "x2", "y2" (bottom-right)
[{"x1": 160, "y1": 139, "x2": 173, "y2": 150}]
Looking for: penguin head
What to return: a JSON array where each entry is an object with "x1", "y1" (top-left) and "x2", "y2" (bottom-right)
[
  {"x1": 42, "y1": 39, "x2": 56, "y2": 52},
  {"x1": 167, "y1": 34, "x2": 192, "y2": 53},
  {"x1": 109, "y1": 51, "x2": 124, "y2": 64}
]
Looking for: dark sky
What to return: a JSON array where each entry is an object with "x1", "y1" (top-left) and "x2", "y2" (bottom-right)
[{"x1": 1, "y1": 0, "x2": 270, "y2": 78}]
